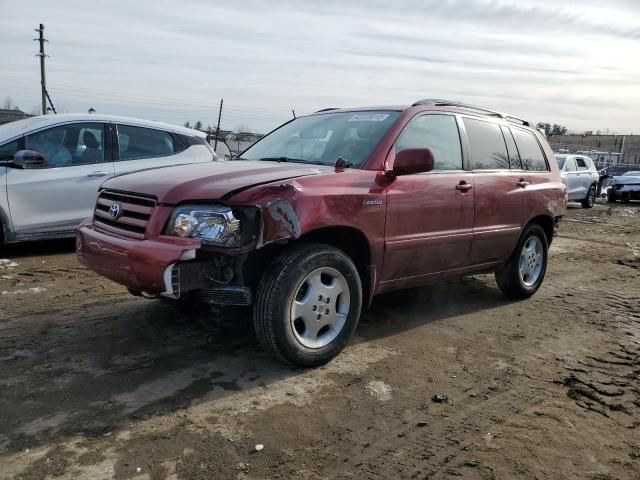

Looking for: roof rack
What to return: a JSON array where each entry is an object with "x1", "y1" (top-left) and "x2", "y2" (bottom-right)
[
  {"x1": 411, "y1": 99, "x2": 530, "y2": 126},
  {"x1": 314, "y1": 107, "x2": 340, "y2": 113}
]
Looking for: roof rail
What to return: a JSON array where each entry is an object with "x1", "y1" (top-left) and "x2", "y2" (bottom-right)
[
  {"x1": 411, "y1": 99, "x2": 530, "y2": 126},
  {"x1": 314, "y1": 107, "x2": 340, "y2": 113}
]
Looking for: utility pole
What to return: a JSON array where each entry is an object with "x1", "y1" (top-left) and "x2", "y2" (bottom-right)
[
  {"x1": 35, "y1": 24, "x2": 48, "y2": 115},
  {"x1": 214, "y1": 98, "x2": 223, "y2": 151}
]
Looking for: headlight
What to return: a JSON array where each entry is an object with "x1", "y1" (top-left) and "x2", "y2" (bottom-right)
[{"x1": 165, "y1": 204, "x2": 242, "y2": 246}]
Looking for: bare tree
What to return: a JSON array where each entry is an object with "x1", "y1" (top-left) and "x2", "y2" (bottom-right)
[
  {"x1": 194, "y1": 120, "x2": 203, "y2": 131},
  {"x1": 3, "y1": 97, "x2": 18, "y2": 110}
]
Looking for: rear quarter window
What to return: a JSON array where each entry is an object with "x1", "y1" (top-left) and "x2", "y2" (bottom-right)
[{"x1": 511, "y1": 128, "x2": 549, "y2": 171}]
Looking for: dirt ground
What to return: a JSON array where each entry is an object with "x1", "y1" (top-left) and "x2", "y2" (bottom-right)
[{"x1": 0, "y1": 201, "x2": 639, "y2": 480}]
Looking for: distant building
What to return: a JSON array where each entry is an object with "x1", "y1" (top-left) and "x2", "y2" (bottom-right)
[{"x1": 0, "y1": 108, "x2": 31, "y2": 125}]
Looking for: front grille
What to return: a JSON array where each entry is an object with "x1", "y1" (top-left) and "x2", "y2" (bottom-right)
[{"x1": 93, "y1": 190, "x2": 156, "y2": 239}]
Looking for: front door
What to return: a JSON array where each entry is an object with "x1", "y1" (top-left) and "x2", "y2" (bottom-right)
[
  {"x1": 382, "y1": 113, "x2": 475, "y2": 282},
  {"x1": 7, "y1": 122, "x2": 114, "y2": 237}
]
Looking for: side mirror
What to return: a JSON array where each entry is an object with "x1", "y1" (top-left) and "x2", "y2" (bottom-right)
[
  {"x1": 12, "y1": 150, "x2": 49, "y2": 169},
  {"x1": 391, "y1": 147, "x2": 435, "y2": 176}
]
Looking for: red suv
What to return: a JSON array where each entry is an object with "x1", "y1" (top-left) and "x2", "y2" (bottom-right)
[{"x1": 77, "y1": 100, "x2": 567, "y2": 366}]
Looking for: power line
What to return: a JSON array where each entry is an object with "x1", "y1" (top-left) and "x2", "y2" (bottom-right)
[{"x1": 0, "y1": 73, "x2": 293, "y2": 116}]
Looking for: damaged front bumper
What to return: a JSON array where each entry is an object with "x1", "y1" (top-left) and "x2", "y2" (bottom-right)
[{"x1": 77, "y1": 222, "x2": 253, "y2": 306}]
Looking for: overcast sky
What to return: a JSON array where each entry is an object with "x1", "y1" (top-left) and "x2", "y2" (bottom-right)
[{"x1": 1, "y1": 0, "x2": 639, "y2": 133}]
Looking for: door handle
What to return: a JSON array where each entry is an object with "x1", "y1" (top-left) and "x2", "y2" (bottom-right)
[
  {"x1": 517, "y1": 179, "x2": 529, "y2": 188},
  {"x1": 455, "y1": 181, "x2": 473, "y2": 192},
  {"x1": 87, "y1": 171, "x2": 109, "y2": 177}
]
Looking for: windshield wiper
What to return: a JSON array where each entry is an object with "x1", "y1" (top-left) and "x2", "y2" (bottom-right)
[{"x1": 259, "y1": 156, "x2": 321, "y2": 165}]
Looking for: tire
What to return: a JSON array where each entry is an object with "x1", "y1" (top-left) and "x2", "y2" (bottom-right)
[
  {"x1": 253, "y1": 242, "x2": 362, "y2": 367},
  {"x1": 607, "y1": 189, "x2": 617, "y2": 203},
  {"x1": 495, "y1": 224, "x2": 548, "y2": 300},
  {"x1": 581, "y1": 184, "x2": 596, "y2": 208}
]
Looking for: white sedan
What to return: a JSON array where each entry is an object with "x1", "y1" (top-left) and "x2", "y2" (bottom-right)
[{"x1": 0, "y1": 114, "x2": 215, "y2": 244}]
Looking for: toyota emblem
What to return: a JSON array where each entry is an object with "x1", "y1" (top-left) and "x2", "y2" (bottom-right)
[{"x1": 109, "y1": 203, "x2": 121, "y2": 219}]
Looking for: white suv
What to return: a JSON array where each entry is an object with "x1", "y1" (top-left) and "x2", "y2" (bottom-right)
[
  {"x1": 0, "y1": 114, "x2": 215, "y2": 244},
  {"x1": 554, "y1": 154, "x2": 600, "y2": 208}
]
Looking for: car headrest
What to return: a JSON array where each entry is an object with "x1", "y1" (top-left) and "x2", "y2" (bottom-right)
[{"x1": 83, "y1": 130, "x2": 99, "y2": 149}]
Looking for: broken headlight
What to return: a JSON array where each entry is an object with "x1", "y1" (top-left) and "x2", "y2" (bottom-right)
[{"x1": 165, "y1": 205, "x2": 242, "y2": 247}]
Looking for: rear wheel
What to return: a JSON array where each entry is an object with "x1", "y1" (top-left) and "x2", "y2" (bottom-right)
[
  {"x1": 254, "y1": 243, "x2": 362, "y2": 366},
  {"x1": 495, "y1": 224, "x2": 548, "y2": 300},
  {"x1": 581, "y1": 184, "x2": 596, "y2": 208}
]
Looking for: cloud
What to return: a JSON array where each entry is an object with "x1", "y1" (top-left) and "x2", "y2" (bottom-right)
[{"x1": 0, "y1": 0, "x2": 638, "y2": 132}]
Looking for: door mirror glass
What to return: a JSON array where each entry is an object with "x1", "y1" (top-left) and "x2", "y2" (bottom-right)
[
  {"x1": 392, "y1": 147, "x2": 435, "y2": 176},
  {"x1": 12, "y1": 150, "x2": 49, "y2": 169}
]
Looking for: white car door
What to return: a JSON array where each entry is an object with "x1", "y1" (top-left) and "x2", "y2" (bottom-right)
[
  {"x1": 113, "y1": 124, "x2": 202, "y2": 175},
  {"x1": 6, "y1": 122, "x2": 114, "y2": 237},
  {"x1": 562, "y1": 157, "x2": 582, "y2": 200},
  {"x1": 574, "y1": 157, "x2": 593, "y2": 195}
]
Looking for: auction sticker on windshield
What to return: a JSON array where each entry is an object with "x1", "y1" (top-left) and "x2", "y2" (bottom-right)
[{"x1": 348, "y1": 113, "x2": 390, "y2": 122}]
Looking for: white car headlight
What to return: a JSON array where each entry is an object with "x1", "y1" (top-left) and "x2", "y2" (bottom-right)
[{"x1": 165, "y1": 205, "x2": 242, "y2": 246}]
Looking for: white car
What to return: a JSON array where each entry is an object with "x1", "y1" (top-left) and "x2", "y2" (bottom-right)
[
  {"x1": 554, "y1": 154, "x2": 600, "y2": 208},
  {"x1": 607, "y1": 171, "x2": 640, "y2": 203},
  {"x1": 0, "y1": 114, "x2": 215, "y2": 244}
]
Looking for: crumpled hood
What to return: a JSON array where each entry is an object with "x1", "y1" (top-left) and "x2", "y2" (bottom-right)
[
  {"x1": 101, "y1": 160, "x2": 333, "y2": 204},
  {"x1": 613, "y1": 175, "x2": 640, "y2": 185}
]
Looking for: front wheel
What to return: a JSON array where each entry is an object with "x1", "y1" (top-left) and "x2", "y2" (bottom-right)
[
  {"x1": 254, "y1": 243, "x2": 362, "y2": 366},
  {"x1": 581, "y1": 185, "x2": 596, "y2": 208},
  {"x1": 495, "y1": 224, "x2": 548, "y2": 300}
]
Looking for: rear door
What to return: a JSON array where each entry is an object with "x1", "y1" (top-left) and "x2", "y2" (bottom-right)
[
  {"x1": 382, "y1": 113, "x2": 475, "y2": 282},
  {"x1": 6, "y1": 122, "x2": 115, "y2": 236},
  {"x1": 463, "y1": 118, "x2": 530, "y2": 265},
  {"x1": 562, "y1": 156, "x2": 580, "y2": 200},
  {"x1": 113, "y1": 124, "x2": 199, "y2": 175}
]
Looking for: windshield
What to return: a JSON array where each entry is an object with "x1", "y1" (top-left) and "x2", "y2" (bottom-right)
[
  {"x1": 241, "y1": 111, "x2": 401, "y2": 168},
  {"x1": 554, "y1": 155, "x2": 566, "y2": 169},
  {"x1": 622, "y1": 171, "x2": 640, "y2": 176}
]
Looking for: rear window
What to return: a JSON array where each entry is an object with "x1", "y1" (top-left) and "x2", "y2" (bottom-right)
[
  {"x1": 463, "y1": 118, "x2": 509, "y2": 170},
  {"x1": 555, "y1": 156, "x2": 566, "y2": 169},
  {"x1": 511, "y1": 128, "x2": 548, "y2": 171}
]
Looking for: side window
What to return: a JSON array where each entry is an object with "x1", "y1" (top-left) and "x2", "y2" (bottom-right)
[
  {"x1": 565, "y1": 158, "x2": 577, "y2": 172},
  {"x1": 117, "y1": 125, "x2": 175, "y2": 161},
  {"x1": 395, "y1": 114, "x2": 462, "y2": 170},
  {"x1": 26, "y1": 123, "x2": 105, "y2": 167},
  {"x1": 501, "y1": 126, "x2": 522, "y2": 169},
  {"x1": 0, "y1": 140, "x2": 19, "y2": 161},
  {"x1": 511, "y1": 128, "x2": 549, "y2": 171},
  {"x1": 463, "y1": 118, "x2": 509, "y2": 170},
  {"x1": 575, "y1": 158, "x2": 588, "y2": 170}
]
